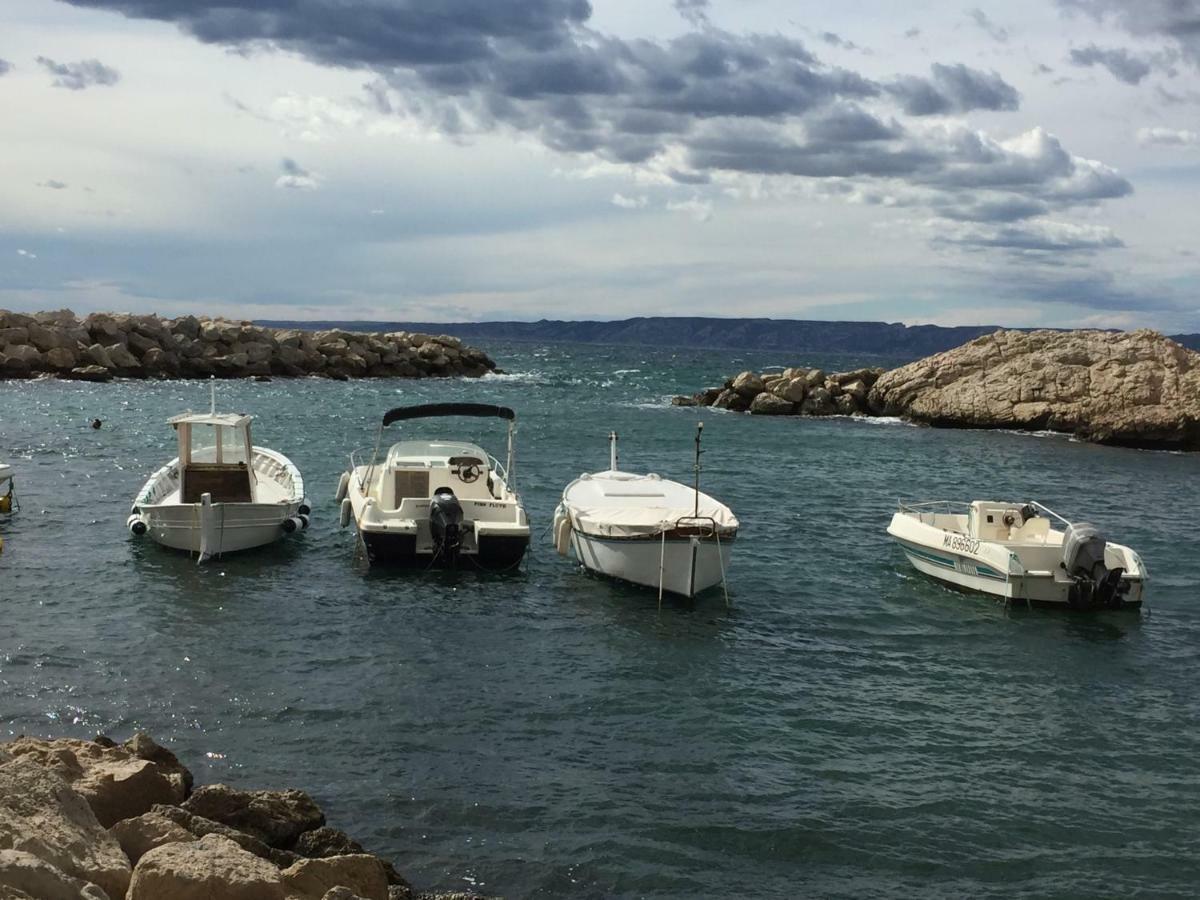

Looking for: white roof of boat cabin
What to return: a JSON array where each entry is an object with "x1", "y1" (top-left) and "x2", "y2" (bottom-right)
[
  {"x1": 168, "y1": 412, "x2": 252, "y2": 428},
  {"x1": 0, "y1": 462, "x2": 12, "y2": 481},
  {"x1": 385, "y1": 439, "x2": 491, "y2": 465},
  {"x1": 564, "y1": 469, "x2": 737, "y2": 525}
]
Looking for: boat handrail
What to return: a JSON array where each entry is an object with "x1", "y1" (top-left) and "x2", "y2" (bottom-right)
[
  {"x1": 671, "y1": 515, "x2": 726, "y2": 537},
  {"x1": 897, "y1": 499, "x2": 971, "y2": 515},
  {"x1": 350, "y1": 447, "x2": 376, "y2": 488},
  {"x1": 1027, "y1": 500, "x2": 1073, "y2": 527},
  {"x1": 486, "y1": 453, "x2": 509, "y2": 485}
]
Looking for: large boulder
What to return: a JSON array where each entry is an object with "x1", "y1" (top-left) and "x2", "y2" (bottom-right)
[
  {"x1": 0, "y1": 755, "x2": 132, "y2": 899},
  {"x1": 126, "y1": 834, "x2": 285, "y2": 900},
  {"x1": 108, "y1": 811, "x2": 195, "y2": 865},
  {"x1": 748, "y1": 392, "x2": 795, "y2": 415},
  {"x1": 800, "y1": 386, "x2": 835, "y2": 416},
  {"x1": 712, "y1": 388, "x2": 750, "y2": 412},
  {"x1": 151, "y1": 804, "x2": 298, "y2": 868},
  {"x1": 770, "y1": 376, "x2": 808, "y2": 403},
  {"x1": 281, "y1": 855, "x2": 388, "y2": 900},
  {"x1": 123, "y1": 732, "x2": 192, "y2": 800},
  {"x1": 730, "y1": 371, "x2": 764, "y2": 399},
  {"x1": 869, "y1": 329, "x2": 1200, "y2": 448},
  {"x1": 0, "y1": 849, "x2": 110, "y2": 900},
  {"x1": 181, "y1": 784, "x2": 324, "y2": 850},
  {"x1": 26, "y1": 323, "x2": 65, "y2": 352},
  {"x1": 295, "y1": 828, "x2": 408, "y2": 889},
  {"x1": 5, "y1": 737, "x2": 182, "y2": 828}
]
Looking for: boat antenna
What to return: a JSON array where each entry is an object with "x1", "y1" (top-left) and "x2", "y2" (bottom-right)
[
  {"x1": 693, "y1": 422, "x2": 704, "y2": 518},
  {"x1": 209, "y1": 376, "x2": 216, "y2": 415},
  {"x1": 609, "y1": 430, "x2": 618, "y2": 471}
]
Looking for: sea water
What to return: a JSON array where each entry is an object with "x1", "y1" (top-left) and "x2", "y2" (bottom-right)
[{"x1": 2, "y1": 341, "x2": 1200, "y2": 898}]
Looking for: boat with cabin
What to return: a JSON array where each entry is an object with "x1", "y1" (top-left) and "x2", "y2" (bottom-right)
[
  {"x1": 127, "y1": 390, "x2": 309, "y2": 561},
  {"x1": 887, "y1": 500, "x2": 1146, "y2": 610},
  {"x1": 553, "y1": 425, "x2": 737, "y2": 601},
  {"x1": 337, "y1": 403, "x2": 530, "y2": 568}
]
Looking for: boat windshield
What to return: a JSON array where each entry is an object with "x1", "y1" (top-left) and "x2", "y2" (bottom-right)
[{"x1": 183, "y1": 423, "x2": 251, "y2": 466}]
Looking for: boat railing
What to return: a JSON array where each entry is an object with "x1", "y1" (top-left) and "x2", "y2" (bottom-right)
[
  {"x1": 487, "y1": 453, "x2": 509, "y2": 486},
  {"x1": 897, "y1": 499, "x2": 971, "y2": 516},
  {"x1": 350, "y1": 447, "x2": 377, "y2": 488}
]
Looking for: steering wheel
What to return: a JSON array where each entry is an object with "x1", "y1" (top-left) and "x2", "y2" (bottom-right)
[{"x1": 458, "y1": 462, "x2": 483, "y2": 483}]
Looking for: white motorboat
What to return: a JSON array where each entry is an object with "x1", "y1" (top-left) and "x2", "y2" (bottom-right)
[
  {"x1": 888, "y1": 500, "x2": 1147, "y2": 610},
  {"x1": 127, "y1": 392, "x2": 309, "y2": 561},
  {"x1": 337, "y1": 403, "x2": 530, "y2": 568},
  {"x1": 553, "y1": 426, "x2": 737, "y2": 601}
]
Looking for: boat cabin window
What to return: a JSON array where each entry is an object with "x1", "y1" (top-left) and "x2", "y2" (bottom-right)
[{"x1": 176, "y1": 421, "x2": 254, "y2": 503}]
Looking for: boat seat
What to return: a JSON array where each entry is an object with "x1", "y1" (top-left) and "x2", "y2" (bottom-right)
[{"x1": 182, "y1": 463, "x2": 252, "y2": 503}]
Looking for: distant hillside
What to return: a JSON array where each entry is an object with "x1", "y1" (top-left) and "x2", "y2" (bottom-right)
[{"x1": 257, "y1": 317, "x2": 1200, "y2": 358}]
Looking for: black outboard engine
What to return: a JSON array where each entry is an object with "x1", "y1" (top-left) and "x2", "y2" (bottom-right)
[
  {"x1": 1062, "y1": 522, "x2": 1125, "y2": 610},
  {"x1": 429, "y1": 487, "x2": 464, "y2": 562}
]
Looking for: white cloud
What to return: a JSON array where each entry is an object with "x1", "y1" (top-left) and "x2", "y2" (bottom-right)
[
  {"x1": 16, "y1": 249, "x2": 37, "y2": 259},
  {"x1": 611, "y1": 193, "x2": 647, "y2": 209},
  {"x1": 1137, "y1": 127, "x2": 1200, "y2": 148},
  {"x1": 666, "y1": 197, "x2": 713, "y2": 222}
]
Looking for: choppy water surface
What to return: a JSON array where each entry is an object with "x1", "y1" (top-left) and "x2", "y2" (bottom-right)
[{"x1": 3, "y1": 341, "x2": 1200, "y2": 899}]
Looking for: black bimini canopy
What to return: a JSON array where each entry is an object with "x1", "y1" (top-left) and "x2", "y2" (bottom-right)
[{"x1": 382, "y1": 403, "x2": 516, "y2": 427}]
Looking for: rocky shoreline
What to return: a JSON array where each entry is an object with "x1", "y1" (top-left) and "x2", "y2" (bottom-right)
[
  {"x1": 675, "y1": 329, "x2": 1200, "y2": 451},
  {"x1": 0, "y1": 732, "x2": 486, "y2": 900},
  {"x1": 0, "y1": 310, "x2": 496, "y2": 381}
]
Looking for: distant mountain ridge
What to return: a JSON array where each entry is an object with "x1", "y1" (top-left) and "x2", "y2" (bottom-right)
[{"x1": 257, "y1": 316, "x2": 1200, "y2": 358}]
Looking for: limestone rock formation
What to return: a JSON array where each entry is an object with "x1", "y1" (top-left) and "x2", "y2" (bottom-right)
[
  {"x1": 869, "y1": 329, "x2": 1200, "y2": 449},
  {"x1": 0, "y1": 849, "x2": 111, "y2": 900},
  {"x1": 0, "y1": 755, "x2": 131, "y2": 899},
  {"x1": 108, "y1": 811, "x2": 196, "y2": 865},
  {"x1": 5, "y1": 737, "x2": 181, "y2": 827},
  {"x1": 0, "y1": 310, "x2": 496, "y2": 381},
  {"x1": 181, "y1": 784, "x2": 325, "y2": 850},
  {"x1": 126, "y1": 834, "x2": 286, "y2": 900},
  {"x1": 281, "y1": 854, "x2": 389, "y2": 900}
]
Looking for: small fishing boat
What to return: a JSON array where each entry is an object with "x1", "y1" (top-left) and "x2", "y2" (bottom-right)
[
  {"x1": 127, "y1": 388, "x2": 309, "y2": 561},
  {"x1": 887, "y1": 500, "x2": 1147, "y2": 610},
  {"x1": 337, "y1": 403, "x2": 530, "y2": 568},
  {"x1": 554, "y1": 425, "x2": 737, "y2": 601}
]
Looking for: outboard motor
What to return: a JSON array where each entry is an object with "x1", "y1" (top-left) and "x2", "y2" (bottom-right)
[
  {"x1": 1062, "y1": 522, "x2": 1125, "y2": 610},
  {"x1": 429, "y1": 487, "x2": 465, "y2": 562}
]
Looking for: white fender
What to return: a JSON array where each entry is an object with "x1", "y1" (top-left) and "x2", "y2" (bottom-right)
[
  {"x1": 339, "y1": 497, "x2": 353, "y2": 529},
  {"x1": 198, "y1": 492, "x2": 216, "y2": 563},
  {"x1": 554, "y1": 510, "x2": 573, "y2": 556},
  {"x1": 334, "y1": 472, "x2": 350, "y2": 503}
]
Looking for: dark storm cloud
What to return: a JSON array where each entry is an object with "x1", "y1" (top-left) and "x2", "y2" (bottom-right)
[
  {"x1": 1058, "y1": 0, "x2": 1200, "y2": 66},
  {"x1": 1068, "y1": 43, "x2": 1152, "y2": 83},
  {"x1": 967, "y1": 8, "x2": 1009, "y2": 42},
  {"x1": 36, "y1": 56, "x2": 120, "y2": 89},
  {"x1": 819, "y1": 31, "x2": 858, "y2": 51},
  {"x1": 887, "y1": 63, "x2": 1021, "y2": 115},
  {"x1": 63, "y1": 0, "x2": 1130, "y2": 253}
]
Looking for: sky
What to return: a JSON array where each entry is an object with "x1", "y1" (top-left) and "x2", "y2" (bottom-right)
[{"x1": 0, "y1": 0, "x2": 1198, "y2": 329}]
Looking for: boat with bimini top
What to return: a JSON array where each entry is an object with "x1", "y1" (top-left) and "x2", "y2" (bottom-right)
[
  {"x1": 127, "y1": 386, "x2": 309, "y2": 562},
  {"x1": 887, "y1": 499, "x2": 1146, "y2": 610},
  {"x1": 554, "y1": 425, "x2": 737, "y2": 601},
  {"x1": 337, "y1": 403, "x2": 530, "y2": 569}
]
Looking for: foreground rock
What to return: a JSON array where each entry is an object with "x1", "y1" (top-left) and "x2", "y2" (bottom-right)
[
  {"x1": 674, "y1": 365, "x2": 884, "y2": 417},
  {"x1": 0, "y1": 309, "x2": 496, "y2": 380},
  {"x1": 869, "y1": 329, "x2": 1200, "y2": 449},
  {"x1": 0, "y1": 734, "x2": 489, "y2": 900}
]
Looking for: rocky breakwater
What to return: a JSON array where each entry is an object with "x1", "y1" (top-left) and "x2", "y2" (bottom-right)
[
  {"x1": 0, "y1": 309, "x2": 496, "y2": 382},
  {"x1": 0, "y1": 732, "x2": 486, "y2": 900},
  {"x1": 674, "y1": 365, "x2": 885, "y2": 416},
  {"x1": 869, "y1": 328, "x2": 1200, "y2": 449}
]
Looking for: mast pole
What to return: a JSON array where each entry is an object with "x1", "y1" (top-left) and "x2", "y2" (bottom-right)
[
  {"x1": 693, "y1": 422, "x2": 703, "y2": 518},
  {"x1": 609, "y1": 431, "x2": 618, "y2": 472}
]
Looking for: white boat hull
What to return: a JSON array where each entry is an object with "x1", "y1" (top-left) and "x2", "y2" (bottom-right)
[
  {"x1": 568, "y1": 529, "x2": 734, "y2": 599},
  {"x1": 138, "y1": 500, "x2": 304, "y2": 556}
]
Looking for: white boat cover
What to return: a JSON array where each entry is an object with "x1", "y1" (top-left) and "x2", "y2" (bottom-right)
[
  {"x1": 0, "y1": 463, "x2": 11, "y2": 483},
  {"x1": 563, "y1": 470, "x2": 738, "y2": 538}
]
